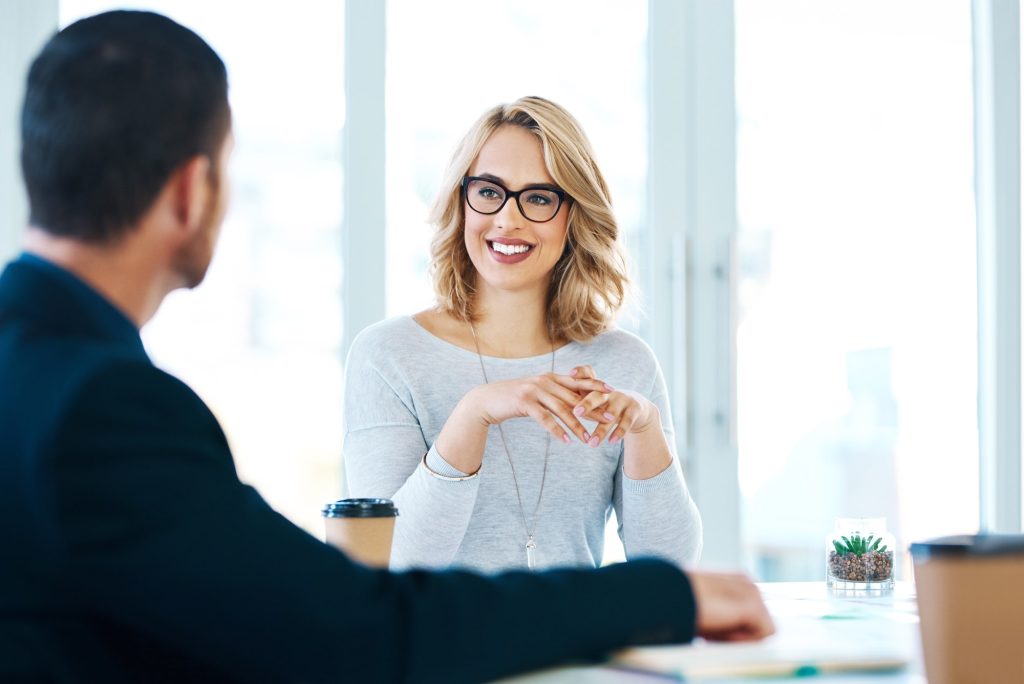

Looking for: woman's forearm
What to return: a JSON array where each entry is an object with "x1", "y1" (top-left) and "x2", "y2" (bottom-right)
[
  {"x1": 433, "y1": 389, "x2": 492, "y2": 474},
  {"x1": 622, "y1": 414, "x2": 674, "y2": 480}
]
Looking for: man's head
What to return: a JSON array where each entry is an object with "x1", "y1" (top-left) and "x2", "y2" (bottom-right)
[{"x1": 21, "y1": 10, "x2": 231, "y2": 286}]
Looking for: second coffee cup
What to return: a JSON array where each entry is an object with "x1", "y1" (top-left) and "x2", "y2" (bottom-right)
[
  {"x1": 910, "y1": 534, "x2": 1024, "y2": 684},
  {"x1": 322, "y1": 498, "x2": 399, "y2": 568}
]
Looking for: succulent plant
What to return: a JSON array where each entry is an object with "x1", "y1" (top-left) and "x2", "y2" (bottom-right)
[{"x1": 832, "y1": 533, "x2": 887, "y2": 557}]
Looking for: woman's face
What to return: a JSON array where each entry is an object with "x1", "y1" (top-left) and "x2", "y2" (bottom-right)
[{"x1": 463, "y1": 125, "x2": 570, "y2": 299}]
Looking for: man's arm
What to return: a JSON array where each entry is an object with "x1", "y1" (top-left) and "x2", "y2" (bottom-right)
[{"x1": 48, "y1": 361, "x2": 700, "y2": 683}]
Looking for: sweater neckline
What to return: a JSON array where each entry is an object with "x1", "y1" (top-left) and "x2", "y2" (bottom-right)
[{"x1": 404, "y1": 315, "x2": 578, "y2": 364}]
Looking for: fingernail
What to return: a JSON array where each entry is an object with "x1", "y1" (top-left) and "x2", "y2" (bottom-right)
[
  {"x1": 562, "y1": 433, "x2": 571, "y2": 444},
  {"x1": 603, "y1": 412, "x2": 615, "y2": 421},
  {"x1": 604, "y1": 384, "x2": 615, "y2": 392},
  {"x1": 588, "y1": 436, "x2": 600, "y2": 448},
  {"x1": 582, "y1": 432, "x2": 590, "y2": 441},
  {"x1": 573, "y1": 405, "x2": 585, "y2": 416},
  {"x1": 570, "y1": 368, "x2": 578, "y2": 376},
  {"x1": 609, "y1": 434, "x2": 620, "y2": 444}
]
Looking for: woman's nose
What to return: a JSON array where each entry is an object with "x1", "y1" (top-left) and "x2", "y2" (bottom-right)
[{"x1": 494, "y1": 195, "x2": 526, "y2": 229}]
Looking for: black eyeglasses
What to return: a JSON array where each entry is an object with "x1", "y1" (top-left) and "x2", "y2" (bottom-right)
[{"x1": 462, "y1": 176, "x2": 568, "y2": 223}]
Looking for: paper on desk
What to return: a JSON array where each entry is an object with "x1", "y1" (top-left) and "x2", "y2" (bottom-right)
[
  {"x1": 611, "y1": 611, "x2": 914, "y2": 680},
  {"x1": 764, "y1": 596, "x2": 920, "y2": 623},
  {"x1": 612, "y1": 644, "x2": 907, "y2": 680}
]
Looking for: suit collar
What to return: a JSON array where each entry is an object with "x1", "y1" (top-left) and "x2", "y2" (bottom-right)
[{"x1": 0, "y1": 253, "x2": 146, "y2": 355}]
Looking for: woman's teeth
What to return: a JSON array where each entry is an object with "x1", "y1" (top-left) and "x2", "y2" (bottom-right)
[{"x1": 491, "y1": 242, "x2": 531, "y2": 255}]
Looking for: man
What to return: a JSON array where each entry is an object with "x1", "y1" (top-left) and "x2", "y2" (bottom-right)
[{"x1": 0, "y1": 11, "x2": 773, "y2": 683}]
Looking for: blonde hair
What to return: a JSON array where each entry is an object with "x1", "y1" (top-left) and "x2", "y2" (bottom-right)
[{"x1": 428, "y1": 96, "x2": 629, "y2": 343}]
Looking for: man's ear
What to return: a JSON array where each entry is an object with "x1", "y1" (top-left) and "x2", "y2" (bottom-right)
[{"x1": 172, "y1": 154, "x2": 213, "y2": 235}]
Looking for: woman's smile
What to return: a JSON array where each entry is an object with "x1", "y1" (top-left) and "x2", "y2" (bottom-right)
[{"x1": 487, "y1": 237, "x2": 536, "y2": 263}]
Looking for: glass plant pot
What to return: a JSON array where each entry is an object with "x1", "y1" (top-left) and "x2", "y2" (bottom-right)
[{"x1": 826, "y1": 517, "x2": 895, "y2": 593}]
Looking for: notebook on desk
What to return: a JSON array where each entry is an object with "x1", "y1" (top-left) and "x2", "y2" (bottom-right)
[
  {"x1": 611, "y1": 640, "x2": 908, "y2": 680},
  {"x1": 609, "y1": 596, "x2": 916, "y2": 681}
]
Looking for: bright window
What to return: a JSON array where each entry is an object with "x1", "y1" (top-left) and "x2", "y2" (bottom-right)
[
  {"x1": 735, "y1": 0, "x2": 979, "y2": 580},
  {"x1": 384, "y1": 0, "x2": 649, "y2": 326},
  {"x1": 59, "y1": 0, "x2": 347, "y2": 533}
]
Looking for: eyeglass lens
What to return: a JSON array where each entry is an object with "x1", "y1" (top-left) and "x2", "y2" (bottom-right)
[{"x1": 465, "y1": 178, "x2": 561, "y2": 222}]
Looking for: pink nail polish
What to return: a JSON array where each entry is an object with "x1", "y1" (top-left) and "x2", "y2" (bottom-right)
[
  {"x1": 562, "y1": 433, "x2": 571, "y2": 444},
  {"x1": 573, "y1": 405, "x2": 585, "y2": 416},
  {"x1": 582, "y1": 432, "x2": 590, "y2": 441},
  {"x1": 609, "y1": 434, "x2": 620, "y2": 444},
  {"x1": 604, "y1": 383, "x2": 615, "y2": 392},
  {"x1": 588, "y1": 436, "x2": 600, "y2": 448},
  {"x1": 570, "y1": 368, "x2": 578, "y2": 376},
  {"x1": 603, "y1": 412, "x2": 615, "y2": 421}
]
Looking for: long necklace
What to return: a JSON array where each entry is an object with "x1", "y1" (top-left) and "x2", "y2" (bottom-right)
[{"x1": 469, "y1": 323, "x2": 554, "y2": 570}]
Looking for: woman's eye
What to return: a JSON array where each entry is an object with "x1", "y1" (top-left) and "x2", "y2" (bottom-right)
[
  {"x1": 525, "y1": 192, "x2": 553, "y2": 206},
  {"x1": 478, "y1": 187, "x2": 501, "y2": 200}
]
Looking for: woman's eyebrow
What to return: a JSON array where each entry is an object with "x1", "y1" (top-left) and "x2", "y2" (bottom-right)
[
  {"x1": 475, "y1": 172, "x2": 560, "y2": 192},
  {"x1": 475, "y1": 172, "x2": 506, "y2": 184},
  {"x1": 524, "y1": 182, "x2": 562, "y2": 192}
]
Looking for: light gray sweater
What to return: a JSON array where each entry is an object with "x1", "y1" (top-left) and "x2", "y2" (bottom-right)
[{"x1": 342, "y1": 316, "x2": 702, "y2": 573}]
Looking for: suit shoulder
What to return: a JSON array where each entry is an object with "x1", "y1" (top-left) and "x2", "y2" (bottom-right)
[
  {"x1": 72, "y1": 357, "x2": 209, "y2": 417},
  {"x1": 35, "y1": 354, "x2": 217, "y2": 451}
]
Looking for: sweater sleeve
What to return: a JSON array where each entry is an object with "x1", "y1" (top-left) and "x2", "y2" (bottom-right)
[
  {"x1": 613, "y1": 358, "x2": 703, "y2": 567},
  {"x1": 342, "y1": 328, "x2": 481, "y2": 569}
]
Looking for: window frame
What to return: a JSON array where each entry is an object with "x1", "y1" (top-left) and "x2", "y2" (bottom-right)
[
  {"x1": 974, "y1": 0, "x2": 1022, "y2": 533},
  {"x1": 0, "y1": 1, "x2": 58, "y2": 264}
]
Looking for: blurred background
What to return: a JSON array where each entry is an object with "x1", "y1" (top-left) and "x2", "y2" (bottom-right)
[{"x1": 4, "y1": 0, "x2": 1018, "y2": 581}]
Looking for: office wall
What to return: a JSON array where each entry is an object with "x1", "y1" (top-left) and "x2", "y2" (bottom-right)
[{"x1": 1, "y1": 1, "x2": 58, "y2": 263}]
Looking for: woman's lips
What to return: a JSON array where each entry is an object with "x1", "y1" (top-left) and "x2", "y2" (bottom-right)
[{"x1": 487, "y1": 239, "x2": 534, "y2": 264}]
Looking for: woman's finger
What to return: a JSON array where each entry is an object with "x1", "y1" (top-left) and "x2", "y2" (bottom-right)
[
  {"x1": 535, "y1": 387, "x2": 594, "y2": 444},
  {"x1": 607, "y1": 424, "x2": 627, "y2": 445},
  {"x1": 549, "y1": 372, "x2": 614, "y2": 395},
  {"x1": 606, "y1": 401, "x2": 646, "y2": 444},
  {"x1": 569, "y1": 364, "x2": 596, "y2": 380},
  {"x1": 581, "y1": 407, "x2": 616, "y2": 424},
  {"x1": 525, "y1": 405, "x2": 574, "y2": 445},
  {"x1": 588, "y1": 392, "x2": 647, "y2": 445},
  {"x1": 578, "y1": 393, "x2": 626, "y2": 445},
  {"x1": 590, "y1": 418, "x2": 616, "y2": 444},
  {"x1": 540, "y1": 377, "x2": 602, "y2": 424},
  {"x1": 572, "y1": 389, "x2": 613, "y2": 419},
  {"x1": 536, "y1": 378, "x2": 598, "y2": 438}
]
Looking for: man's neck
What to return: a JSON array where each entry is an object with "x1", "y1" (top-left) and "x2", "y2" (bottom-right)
[{"x1": 22, "y1": 228, "x2": 176, "y2": 328}]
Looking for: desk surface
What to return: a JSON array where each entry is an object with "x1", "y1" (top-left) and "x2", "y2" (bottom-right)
[{"x1": 498, "y1": 581, "x2": 925, "y2": 683}]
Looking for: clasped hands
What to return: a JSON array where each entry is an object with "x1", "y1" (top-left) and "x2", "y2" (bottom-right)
[{"x1": 472, "y1": 364, "x2": 659, "y2": 448}]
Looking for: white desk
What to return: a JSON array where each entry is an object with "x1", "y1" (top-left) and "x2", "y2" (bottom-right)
[{"x1": 498, "y1": 581, "x2": 925, "y2": 683}]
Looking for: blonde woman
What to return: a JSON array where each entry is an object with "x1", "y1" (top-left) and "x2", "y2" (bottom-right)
[{"x1": 343, "y1": 96, "x2": 702, "y2": 572}]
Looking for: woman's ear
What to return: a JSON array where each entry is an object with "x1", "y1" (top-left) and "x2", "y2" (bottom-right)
[{"x1": 172, "y1": 154, "x2": 213, "y2": 235}]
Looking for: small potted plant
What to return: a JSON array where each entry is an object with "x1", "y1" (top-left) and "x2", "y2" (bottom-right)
[{"x1": 826, "y1": 518, "x2": 895, "y2": 591}]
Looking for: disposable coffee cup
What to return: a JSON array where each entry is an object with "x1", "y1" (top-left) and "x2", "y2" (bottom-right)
[
  {"x1": 910, "y1": 534, "x2": 1024, "y2": 684},
  {"x1": 322, "y1": 498, "x2": 398, "y2": 568}
]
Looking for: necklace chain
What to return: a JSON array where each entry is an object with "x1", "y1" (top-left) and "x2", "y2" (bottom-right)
[{"x1": 469, "y1": 323, "x2": 554, "y2": 567}]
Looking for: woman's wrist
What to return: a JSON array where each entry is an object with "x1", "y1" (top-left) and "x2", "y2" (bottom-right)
[
  {"x1": 623, "y1": 413, "x2": 673, "y2": 479},
  {"x1": 434, "y1": 391, "x2": 491, "y2": 474},
  {"x1": 453, "y1": 386, "x2": 499, "y2": 429}
]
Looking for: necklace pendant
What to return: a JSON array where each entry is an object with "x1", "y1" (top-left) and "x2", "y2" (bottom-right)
[{"x1": 526, "y1": 536, "x2": 537, "y2": 570}]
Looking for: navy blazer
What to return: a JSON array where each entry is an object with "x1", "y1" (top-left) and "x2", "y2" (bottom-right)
[{"x1": 0, "y1": 254, "x2": 696, "y2": 683}]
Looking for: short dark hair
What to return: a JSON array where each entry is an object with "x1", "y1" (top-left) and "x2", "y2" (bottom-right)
[{"x1": 20, "y1": 11, "x2": 231, "y2": 243}]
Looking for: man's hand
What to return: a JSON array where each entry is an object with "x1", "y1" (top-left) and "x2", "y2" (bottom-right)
[{"x1": 687, "y1": 570, "x2": 775, "y2": 642}]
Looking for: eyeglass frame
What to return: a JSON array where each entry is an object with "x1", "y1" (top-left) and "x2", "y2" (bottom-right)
[{"x1": 461, "y1": 176, "x2": 569, "y2": 224}]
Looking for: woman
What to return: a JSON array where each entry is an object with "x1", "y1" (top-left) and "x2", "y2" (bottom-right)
[{"x1": 343, "y1": 96, "x2": 702, "y2": 572}]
